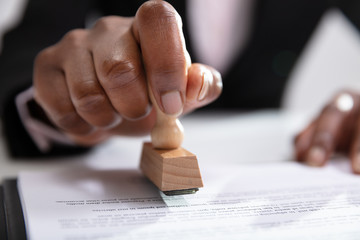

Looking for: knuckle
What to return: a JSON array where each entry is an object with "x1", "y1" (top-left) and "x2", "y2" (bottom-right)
[
  {"x1": 75, "y1": 93, "x2": 107, "y2": 114},
  {"x1": 102, "y1": 59, "x2": 142, "y2": 90},
  {"x1": 61, "y1": 29, "x2": 87, "y2": 48},
  {"x1": 152, "y1": 66, "x2": 180, "y2": 80},
  {"x1": 151, "y1": 60, "x2": 187, "y2": 85},
  {"x1": 56, "y1": 111, "x2": 80, "y2": 129},
  {"x1": 55, "y1": 111, "x2": 91, "y2": 134},
  {"x1": 34, "y1": 47, "x2": 55, "y2": 67},
  {"x1": 92, "y1": 16, "x2": 131, "y2": 32},
  {"x1": 153, "y1": 57, "x2": 187, "y2": 75},
  {"x1": 93, "y1": 16, "x2": 114, "y2": 31}
]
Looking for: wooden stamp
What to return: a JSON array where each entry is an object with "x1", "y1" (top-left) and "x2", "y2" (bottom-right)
[{"x1": 140, "y1": 86, "x2": 203, "y2": 195}]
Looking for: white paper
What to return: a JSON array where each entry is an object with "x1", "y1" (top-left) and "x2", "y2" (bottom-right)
[{"x1": 18, "y1": 158, "x2": 360, "y2": 240}]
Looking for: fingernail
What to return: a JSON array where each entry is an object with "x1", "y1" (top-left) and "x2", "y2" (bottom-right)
[
  {"x1": 122, "y1": 104, "x2": 153, "y2": 121},
  {"x1": 353, "y1": 154, "x2": 360, "y2": 173},
  {"x1": 214, "y1": 71, "x2": 223, "y2": 89},
  {"x1": 141, "y1": 104, "x2": 153, "y2": 119},
  {"x1": 198, "y1": 70, "x2": 212, "y2": 101},
  {"x1": 306, "y1": 146, "x2": 326, "y2": 166},
  {"x1": 161, "y1": 90, "x2": 183, "y2": 116},
  {"x1": 103, "y1": 114, "x2": 123, "y2": 130}
]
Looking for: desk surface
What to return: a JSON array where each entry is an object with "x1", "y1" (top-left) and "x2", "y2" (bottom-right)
[{"x1": 0, "y1": 110, "x2": 310, "y2": 182}]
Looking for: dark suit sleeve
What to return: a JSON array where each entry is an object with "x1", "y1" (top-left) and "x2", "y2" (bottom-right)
[{"x1": 0, "y1": 0, "x2": 92, "y2": 157}]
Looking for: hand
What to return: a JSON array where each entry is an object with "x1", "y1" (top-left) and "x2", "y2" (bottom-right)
[
  {"x1": 294, "y1": 90, "x2": 360, "y2": 173},
  {"x1": 33, "y1": 1, "x2": 222, "y2": 146}
]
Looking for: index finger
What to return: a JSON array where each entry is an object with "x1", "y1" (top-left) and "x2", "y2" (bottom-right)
[{"x1": 132, "y1": 1, "x2": 188, "y2": 116}]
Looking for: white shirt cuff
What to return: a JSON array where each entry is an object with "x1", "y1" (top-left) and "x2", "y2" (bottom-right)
[{"x1": 15, "y1": 87, "x2": 75, "y2": 152}]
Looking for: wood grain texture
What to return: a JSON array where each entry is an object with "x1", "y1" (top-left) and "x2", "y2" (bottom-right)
[{"x1": 140, "y1": 142, "x2": 203, "y2": 191}]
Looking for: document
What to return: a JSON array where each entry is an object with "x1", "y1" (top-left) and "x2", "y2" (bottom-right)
[{"x1": 18, "y1": 159, "x2": 360, "y2": 240}]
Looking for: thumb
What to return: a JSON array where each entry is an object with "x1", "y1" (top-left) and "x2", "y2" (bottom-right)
[{"x1": 132, "y1": 1, "x2": 188, "y2": 116}]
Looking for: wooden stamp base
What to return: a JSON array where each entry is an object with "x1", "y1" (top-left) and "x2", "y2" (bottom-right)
[{"x1": 140, "y1": 142, "x2": 203, "y2": 192}]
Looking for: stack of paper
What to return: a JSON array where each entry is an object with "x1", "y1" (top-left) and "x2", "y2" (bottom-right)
[{"x1": 18, "y1": 159, "x2": 360, "y2": 240}]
